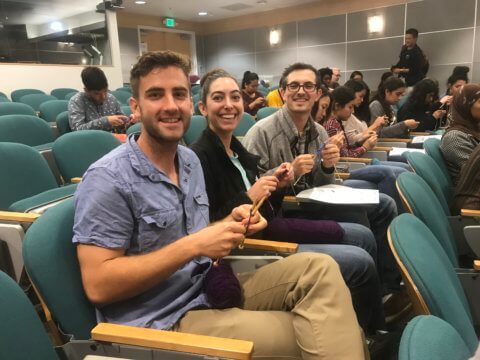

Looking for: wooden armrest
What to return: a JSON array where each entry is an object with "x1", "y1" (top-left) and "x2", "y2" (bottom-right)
[
  {"x1": 339, "y1": 157, "x2": 372, "y2": 164},
  {"x1": 283, "y1": 196, "x2": 297, "y2": 203},
  {"x1": 243, "y1": 238, "x2": 298, "y2": 253},
  {"x1": 378, "y1": 138, "x2": 412, "y2": 143},
  {"x1": 461, "y1": 209, "x2": 480, "y2": 217},
  {"x1": 71, "y1": 177, "x2": 82, "y2": 184},
  {"x1": 91, "y1": 323, "x2": 253, "y2": 360},
  {"x1": 336, "y1": 172, "x2": 350, "y2": 179},
  {"x1": 373, "y1": 146, "x2": 393, "y2": 152},
  {"x1": 474, "y1": 260, "x2": 480, "y2": 271},
  {"x1": 410, "y1": 132, "x2": 431, "y2": 136},
  {"x1": 0, "y1": 211, "x2": 40, "y2": 223}
]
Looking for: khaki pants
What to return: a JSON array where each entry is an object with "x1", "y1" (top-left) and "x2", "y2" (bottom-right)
[{"x1": 174, "y1": 253, "x2": 365, "y2": 359}]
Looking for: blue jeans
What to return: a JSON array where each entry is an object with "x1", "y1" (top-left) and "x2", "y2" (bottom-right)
[
  {"x1": 346, "y1": 164, "x2": 408, "y2": 213},
  {"x1": 298, "y1": 243, "x2": 384, "y2": 332}
]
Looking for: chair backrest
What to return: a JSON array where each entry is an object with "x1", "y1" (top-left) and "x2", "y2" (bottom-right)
[
  {"x1": 389, "y1": 213, "x2": 477, "y2": 353},
  {"x1": 396, "y1": 172, "x2": 459, "y2": 267},
  {"x1": 0, "y1": 142, "x2": 58, "y2": 210},
  {"x1": 39, "y1": 100, "x2": 69, "y2": 123},
  {"x1": 18, "y1": 94, "x2": 57, "y2": 112},
  {"x1": 0, "y1": 96, "x2": 10, "y2": 102},
  {"x1": 399, "y1": 315, "x2": 472, "y2": 360},
  {"x1": 233, "y1": 113, "x2": 256, "y2": 137},
  {"x1": 115, "y1": 86, "x2": 132, "y2": 94},
  {"x1": 404, "y1": 151, "x2": 452, "y2": 215},
  {"x1": 50, "y1": 88, "x2": 78, "y2": 100},
  {"x1": 126, "y1": 122, "x2": 141, "y2": 135},
  {"x1": 11, "y1": 88, "x2": 45, "y2": 102},
  {"x1": 191, "y1": 84, "x2": 201, "y2": 96},
  {"x1": 0, "y1": 271, "x2": 59, "y2": 360},
  {"x1": 424, "y1": 138, "x2": 452, "y2": 184},
  {"x1": 0, "y1": 101, "x2": 36, "y2": 116},
  {"x1": 0, "y1": 114, "x2": 55, "y2": 146},
  {"x1": 110, "y1": 90, "x2": 131, "y2": 105},
  {"x1": 53, "y1": 130, "x2": 121, "y2": 181},
  {"x1": 23, "y1": 198, "x2": 97, "y2": 340},
  {"x1": 192, "y1": 93, "x2": 200, "y2": 104},
  {"x1": 256, "y1": 106, "x2": 279, "y2": 121},
  {"x1": 55, "y1": 111, "x2": 71, "y2": 135},
  {"x1": 121, "y1": 105, "x2": 132, "y2": 116},
  {"x1": 184, "y1": 115, "x2": 207, "y2": 145},
  {"x1": 64, "y1": 91, "x2": 77, "y2": 100}
]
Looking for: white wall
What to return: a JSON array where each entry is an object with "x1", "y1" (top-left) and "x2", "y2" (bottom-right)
[{"x1": 0, "y1": 10, "x2": 123, "y2": 99}]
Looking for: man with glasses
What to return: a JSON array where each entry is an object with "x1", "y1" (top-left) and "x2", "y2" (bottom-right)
[{"x1": 243, "y1": 62, "x2": 401, "y2": 323}]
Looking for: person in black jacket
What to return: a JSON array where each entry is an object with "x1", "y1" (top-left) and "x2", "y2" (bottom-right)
[
  {"x1": 190, "y1": 68, "x2": 387, "y2": 334},
  {"x1": 392, "y1": 28, "x2": 427, "y2": 87},
  {"x1": 397, "y1": 78, "x2": 450, "y2": 132}
]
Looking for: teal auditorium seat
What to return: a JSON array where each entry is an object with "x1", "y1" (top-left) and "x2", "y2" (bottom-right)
[
  {"x1": 52, "y1": 130, "x2": 121, "y2": 181},
  {"x1": 121, "y1": 105, "x2": 132, "y2": 116},
  {"x1": 256, "y1": 106, "x2": 279, "y2": 120},
  {"x1": 115, "y1": 86, "x2": 132, "y2": 93},
  {"x1": 50, "y1": 88, "x2": 78, "y2": 100},
  {"x1": 404, "y1": 151, "x2": 452, "y2": 216},
  {"x1": 183, "y1": 115, "x2": 207, "y2": 145},
  {"x1": 0, "y1": 271, "x2": 60, "y2": 360},
  {"x1": 399, "y1": 315, "x2": 472, "y2": 360},
  {"x1": 56, "y1": 111, "x2": 71, "y2": 135},
  {"x1": 0, "y1": 102, "x2": 36, "y2": 116},
  {"x1": 0, "y1": 96, "x2": 10, "y2": 102},
  {"x1": 39, "y1": 100, "x2": 68, "y2": 123},
  {"x1": 18, "y1": 94, "x2": 57, "y2": 112},
  {"x1": 191, "y1": 84, "x2": 201, "y2": 96},
  {"x1": 11, "y1": 88, "x2": 44, "y2": 102},
  {"x1": 423, "y1": 138, "x2": 451, "y2": 185},
  {"x1": 388, "y1": 214, "x2": 478, "y2": 355},
  {"x1": 233, "y1": 113, "x2": 256, "y2": 137},
  {"x1": 0, "y1": 114, "x2": 54, "y2": 149},
  {"x1": 111, "y1": 90, "x2": 131, "y2": 105},
  {"x1": 64, "y1": 91, "x2": 77, "y2": 100},
  {"x1": 126, "y1": 122, "x2": 141, "y2": 135}
]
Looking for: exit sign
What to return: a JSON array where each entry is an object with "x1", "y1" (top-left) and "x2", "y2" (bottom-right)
[{"x1": 164, "y1": 18, "x2": 176, "y2": 28}]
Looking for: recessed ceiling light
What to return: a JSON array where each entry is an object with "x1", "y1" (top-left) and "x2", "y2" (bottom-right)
[
  {"x1": 135, "y1": 0, "x2": 146, "y2": 4},
  {"x1": 198, "y1": 11, "x2": 208, "y2": 16}
]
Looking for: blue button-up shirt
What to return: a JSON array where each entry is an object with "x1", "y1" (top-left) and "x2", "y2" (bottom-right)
[{"x1": 73, "y1": 135, "x2": 211, "y2": 329}]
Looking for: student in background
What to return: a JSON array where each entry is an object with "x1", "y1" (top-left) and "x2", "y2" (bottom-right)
[
  {"x1": 241, "y1": 71, "x2": 265, "y2": 117},
  {"x1": 318, "y1": 67, "x2": 333, "y2": 89},
  {"x1": 350, "y1": 71, "x2": 364, "y2": 81},
  {"x1": 265, "y1": 76, "x2": 285, "y2": 108},
  {"x1": 331, "y1": 67, "x2": 342, "y2": 89},
  {"x1": 370, "y1": 76, "x2": 419, "y2": 138},
  {"x1": 443, "y1": 66, "x2": 470, "y2": 127},
  {"x1": 370, "y1": 71, "x2": 393, "y2": 102},
  {"x1": 311, "y1": 86, "x2": 332, "y2": 125},
  {"x1": 451, "y1": 144, "x2": 480, "y2": 215},
  {"x1": 441, "y1": 83, "x2": 480, "y2": 185},
  {"x1": 397, "y1": 78, "x2": 450, "y2": 132},
  {"x1": 68, "y1": 66, "x2": 134, "y2": 132},
  {"x1": 391, "y1": 28, "x2": 427, "y2": 87}
]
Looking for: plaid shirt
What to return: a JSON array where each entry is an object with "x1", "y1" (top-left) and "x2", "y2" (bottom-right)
[{"x1": 324, "y1": 116, "x2": 366, "y2": 158}]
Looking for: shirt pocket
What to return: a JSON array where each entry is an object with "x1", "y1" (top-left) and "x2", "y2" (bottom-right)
[
  {"x1": 191, "y1": 192, "x2": 210, "y2": 232},
  {"x1": 138, "y1": 209, "x2": 177, "y2": 252}
]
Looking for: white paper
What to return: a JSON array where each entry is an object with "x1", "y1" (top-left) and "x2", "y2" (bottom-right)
[
  {"x1": 411, "y1": 134, "x2": 442, "y2": 144},
  {"x1": 296, "y1": 184, "x2": 379, "y2": 205},
  {"x1": 389, "y1": 147, "x2": 425, "y2": 156}
]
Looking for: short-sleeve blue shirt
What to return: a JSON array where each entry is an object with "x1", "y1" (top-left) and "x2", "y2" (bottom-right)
[{"x1": 73, "y1": 134, "x2": 212, "y2": 329}]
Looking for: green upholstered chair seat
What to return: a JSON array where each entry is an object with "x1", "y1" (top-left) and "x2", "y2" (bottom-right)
[
  {"x1": 183, "y1": 115, "x2": 207, "y2": 145},
  {"x1": 0, "y1": 114, "x2": 55, "y2": 147},
  {"x1": 18, "y1": 94, "x2": 57, "y2": 112},
  {"x1": 233, "y1": 113, "x2": 256, "y2": 137},
  {"x1": 0, "y1": 102, "x2": 36, "y2": 116},
  {"x1": 50, "y1": 88, "x2": 78, "y2": 100},
  {"x1": 39, "y1": 100, "x2": 69, "y2": 123},
  {"x1": 256, "y1": 106, "x2": 279, "y2": 120},
  {"x1": 389, "y1": 214, "x2": 478, "y2": 353},
  {"x1": 424, "y1": 138, "x2": 451, "y2": 186},
  {"x1": 399, "y1": 315, "x2": 472, "y2": 360},
  {"x1": 126, "y1": 122, "x2": 141, "y2": 135},
  {"x1": 56, "y1": 111, "x2": 71, "y2": 135},
  {"x1": 52, "y1": 130, "x2": 121, "y2": 181},
  {"x1": 397, "y1": 172, "x2": 459, "y2": 267},
  {"x1": 9, "y1": 183, "x2": 77, "y2": 213},
  {"x1": 23, "y1": 198, "x2": 97, "y2": 340},
  {"x1": 0, "y1": 271, "x2": 60, "y2": 360},
  {"x1": 110, "y1": 90, "x2": 131, "y2": 105},
  {"x1": 404, "y1": 151, "x2": 452, "y2": 215},
  {"x1": 11, "y1": 88, "x2": 44, "y2": 103}
]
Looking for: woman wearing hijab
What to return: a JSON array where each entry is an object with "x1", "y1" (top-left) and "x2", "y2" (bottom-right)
[
  {"x1": 451, "y1": 144, "x2": 480, "y2": 215},
  {"x1": 440, "y1": 83, "x2": 480, "y2": 185}
]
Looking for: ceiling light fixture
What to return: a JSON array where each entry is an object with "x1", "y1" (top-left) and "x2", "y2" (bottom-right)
[
  {"x1": 198, "y1": 11, "x2": 208, "y2": 16},
  {"x1": 135, "y1": 0, "x2": 146, "y2": 4},
  {"x1": 368, "y1": 15, "x2": 384, "y2": 33},
  {"x1": 269, "y1": 28, "x2": 281, "y2": 46}
]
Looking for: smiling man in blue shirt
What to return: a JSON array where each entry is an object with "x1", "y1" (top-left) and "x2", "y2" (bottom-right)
[{"x1": 73, "y1": 51, "x2": 365, "y2": 359}]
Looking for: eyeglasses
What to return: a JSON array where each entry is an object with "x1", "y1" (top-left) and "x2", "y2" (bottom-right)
[{"x1": 285, "y1": 82, "x2": 317, "y2": 93}]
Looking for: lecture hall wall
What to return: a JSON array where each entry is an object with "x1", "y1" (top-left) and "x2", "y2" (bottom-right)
[{"x1": 194, "y1": 0, "x2": 479, "y2": 94}]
